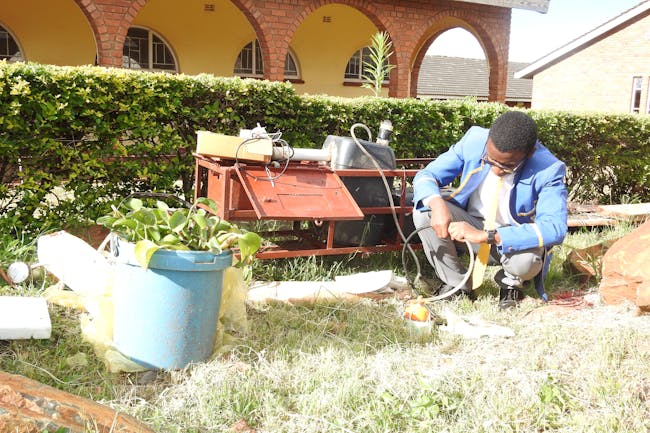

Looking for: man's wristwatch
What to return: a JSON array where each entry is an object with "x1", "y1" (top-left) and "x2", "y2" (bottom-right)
[{"x1": 486, "y1": 229, "x2": 497, "y2": 245}]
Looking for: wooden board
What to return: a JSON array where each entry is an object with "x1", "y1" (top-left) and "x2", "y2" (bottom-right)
[
  {"x1": 567, "y1": 213, "x2": 616, "y2": 228},
  {"x1": 567, "y1": 202, "x2": 650, "y2": 228},
  {"x1": 597, "y1": 203, "x2": 650, "y2": 220},
  {"x1": 196, "y1": 131, "x2": 273, "y2": 163},
  {"x1": 0, "y1": 371, "x2": 155, "y2": 433}
]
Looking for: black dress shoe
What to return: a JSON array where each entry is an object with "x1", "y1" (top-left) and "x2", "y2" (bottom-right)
[
  {"x1": 498, "y1": 287, "x2": 524, "y2": 309},
  {"x1": 437, "y1": 283, "x2": 476, "y2": 301},
  {"x1": 494, "y1": 270, "x2": 525, "y2": 309}
]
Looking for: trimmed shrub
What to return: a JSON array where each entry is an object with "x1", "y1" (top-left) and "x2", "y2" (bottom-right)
[{"x1": 1, "y1": 62, "x2": 648, "y2": 236}]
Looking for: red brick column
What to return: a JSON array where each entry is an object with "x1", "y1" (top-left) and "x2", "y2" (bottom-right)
[
  {"x1": 398, "y1": 1, "x2": 511, "y2": 101},
  {"x1": 74, "y1": 0, "x2": 147, "y2": 67}
]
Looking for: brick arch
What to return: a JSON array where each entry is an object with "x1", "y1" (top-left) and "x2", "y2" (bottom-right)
[
  {"x1": 73, "y1": 0, "x2": 148, "y2": 67},
  {"x1": 408, "y1": 7, "x2": 509, "y2": 101},
  {"x1": 228, "y1": 0, "x2": 277, "y2": 79},
  {"x1": 297, "y1": 0, "x2": 399, "y2": 94},
  {"x1": 232, "y1": 0, "x2": 392, "y2": 83},
  {"x1": 285, "y1": 0, "x2": 385, "y2": 37},
  {"x1": 225, "y1": 0, "x2": 266, "y2": 50},
  {"x1": 294, "y1": 0, "x2": 393, "y2": 92}
]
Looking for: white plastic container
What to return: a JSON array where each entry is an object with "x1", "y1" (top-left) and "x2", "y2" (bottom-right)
[{"x1": 37, "y1": 230, "x2": 113, "y2": 318}]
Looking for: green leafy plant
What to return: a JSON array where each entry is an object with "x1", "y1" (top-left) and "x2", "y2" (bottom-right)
[
  {"x1": 362, "y1": 31, "x2": 396, "y2": 97},
  {"x1": 96, "y1": 196, "x2": 262, "y2": 268},
  {"x1": 536, "y1": 374, "x2": 575, "y2": 429}
]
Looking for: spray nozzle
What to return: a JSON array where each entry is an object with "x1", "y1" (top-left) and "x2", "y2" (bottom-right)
[{"x1": 377, "y1": 120, "x2": 393, "y2": 145}]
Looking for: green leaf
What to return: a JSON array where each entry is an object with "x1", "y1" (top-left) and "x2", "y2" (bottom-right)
[
  {"x1": 134, "y1": 226, "x2": 147, "y2": 240},
  {"x1": 160, "y1": 233, "x2": 181, "y2": 245},
  {"x1": 96, "y1": 215, "x2": 118, "y2": 228},
  {"x1": 169, "y1": 210, "x2": 187, "y2": 233},
  {"x1": 134, "y1": 239, "x2": 160, "y2": 269},
  {"x1": 125, "y1": 197, "x2": 143, "y2": 211},
  {"x1": 196, "y1": 197, "x2": 219, "y2": 213},
  {"x1": 212, "y1": 218, "x2": 231, "y2": 231},
  {"x1": 156, "y1": 200, "x2": 169, "y2": 211},
  {"x1": 152, "y1": 208, "x2": 168, "y2": 224},
  {"x1": 193, "y1": 213, "x2": 208, "y2": 229},
  {"x1": 207, "y1": 236, "x2": 223, "y2": 252},
  {"x1": 147, "y1": 227, "x2": 161, "y2": 242},
  {"x1": 133, "y1": 209, "x2": 157, "y2": 226},
  {"x1": 113, "y1": 218, "x2": 137, "y2": 229},
  {"x1": 238, "y1": 231, "x2": 262, "y2": 263}
]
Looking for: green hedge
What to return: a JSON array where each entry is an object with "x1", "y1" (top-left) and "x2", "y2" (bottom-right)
[{"x1": 1, "y1": 62, "x2": 648, "y2": 236}]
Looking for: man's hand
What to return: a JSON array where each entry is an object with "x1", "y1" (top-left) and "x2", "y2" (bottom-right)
[
  {"x1": 428, "y1": 196, "x2": 452, "y2": 238},
  {"x1": 448, "y1": 221, "x2": 488, "y2": 243}
]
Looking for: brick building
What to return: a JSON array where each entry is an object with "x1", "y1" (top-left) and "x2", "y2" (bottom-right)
[
  {"x1": 1, "y1": 0, "x2": 548, "y2": 100},
  {"x1": 516, "y1": 1, "x2": 650, "y2": 113},
  {"x1": 417, "y1": 55, "x2": 531, "y2": 106}
]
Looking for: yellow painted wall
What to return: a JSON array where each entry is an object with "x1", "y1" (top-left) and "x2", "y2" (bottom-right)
[
  {"x1": 0, "y1": 0, "x2": 95, "y2": 65},
  {"x1": 134, "y1": 0, "x2": 253, "y2": 76},
  {"x1": 1, "y1": 0, "x2": 385, "y2": 98},
  {"x1": 137, "y1": 1, "x2": 383, "y2": 97},
  {"x1": 291, "y1": 4, "x2": 383, "y2": 97}
]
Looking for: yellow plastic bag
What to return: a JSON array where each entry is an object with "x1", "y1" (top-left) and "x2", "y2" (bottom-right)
[{"x1": 212, "y1": 267, "x2": 249, "y2": 358}]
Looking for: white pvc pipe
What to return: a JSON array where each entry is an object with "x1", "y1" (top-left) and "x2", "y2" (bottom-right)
[{"x1": 272, "y1": 147, "x2": 331, "y2": 162}]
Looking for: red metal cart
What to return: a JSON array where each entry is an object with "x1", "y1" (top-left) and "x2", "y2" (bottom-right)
[{"x1": 194, "y1": 154, "x2": 431, "y2": 259}]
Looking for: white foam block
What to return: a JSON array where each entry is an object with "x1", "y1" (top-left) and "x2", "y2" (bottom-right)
[
  {"x1": 334, "y1": 270, "x2": 393, "y2": 294},
  {"x1": 0, "y1": 296, "x2": 52, "y2": 339}
]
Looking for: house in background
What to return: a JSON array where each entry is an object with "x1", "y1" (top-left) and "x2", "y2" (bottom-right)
[
  {"x1": 0, "y1": 0, "x2": 549, "y2": 100},
  {"x1": 417, "y1": 55, "x2": 532, "y2": 107},
  {"x1": 515, "y1": 1, "x2": 650, "y2": 113}
]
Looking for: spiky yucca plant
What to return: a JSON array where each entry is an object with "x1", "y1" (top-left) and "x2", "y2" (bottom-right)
[{"x1": 362, "y1": 31, "x2": 396, "y2": 97}]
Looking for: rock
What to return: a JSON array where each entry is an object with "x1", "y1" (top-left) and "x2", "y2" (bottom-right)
[
  {"x1": 637, "y1": 281, "x2": 650, "y2": 311},
  {"x1": 566, "y1": 238, "x2": 617, "y2": 277},
  {"x1": 0, "y1": 371, "x2": 154, "y2": 433},
  {"x1": 599, "y1": 219, "x2": 650, "y2": 311}
]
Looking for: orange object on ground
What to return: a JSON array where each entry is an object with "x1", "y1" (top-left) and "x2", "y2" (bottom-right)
[{"x1": 404, "y1": 302, "x2": 429, "y2": 322}]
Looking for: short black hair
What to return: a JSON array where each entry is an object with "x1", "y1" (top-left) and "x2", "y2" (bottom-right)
[{"x1": 488, "y1": 111, "x2": 537, "y2": 153}]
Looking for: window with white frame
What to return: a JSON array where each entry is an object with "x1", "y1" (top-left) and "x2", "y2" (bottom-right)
[
  {"x1": 344, "y1": 47, "x2": 390, "y2": 82},
  {"x1": 630, "y1": 76, "x2": 642, "y2": 113},
  {"x1": 0, "y1": 24, "x2": 23, "y2": 62},
  {"x1": 646, "y1": 78, "x2": 650, "y2": 114},
  {"x1": 284, "y1": 49, "x2": 300, "y2": 79},
  {"x1": 233, "y1": 39, "x2": 300, "y2": 79},
  {"x1": 123, "y1": 27, "x2": 177, "y2": 72}
]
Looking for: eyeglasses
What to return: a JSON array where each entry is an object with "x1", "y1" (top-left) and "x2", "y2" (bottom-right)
[{"x1": 482, "y1": 153, "x2": 525, "y2": 174}]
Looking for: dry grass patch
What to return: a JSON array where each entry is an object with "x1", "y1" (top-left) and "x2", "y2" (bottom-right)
[{"x1": 1, "y1": 224, "x2": 649, "y2": 432}]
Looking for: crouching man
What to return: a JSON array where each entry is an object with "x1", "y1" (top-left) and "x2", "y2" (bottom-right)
[{"x1": 412, "y1": 111, "x2": 568, "y2": 308}]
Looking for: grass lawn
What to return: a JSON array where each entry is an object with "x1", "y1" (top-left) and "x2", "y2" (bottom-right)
[{"x1": 1, "y1": 223, "x2": 649, "y2": 432}]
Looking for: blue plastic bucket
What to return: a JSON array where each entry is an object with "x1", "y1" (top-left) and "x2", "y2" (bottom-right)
[{"x1": 112, "y1": 238, "x2": 232, "y2": 369}]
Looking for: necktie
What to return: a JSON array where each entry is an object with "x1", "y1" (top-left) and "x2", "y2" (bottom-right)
[{"x1": 471, "y1": 176, "x2": 503, "y2": 289}]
